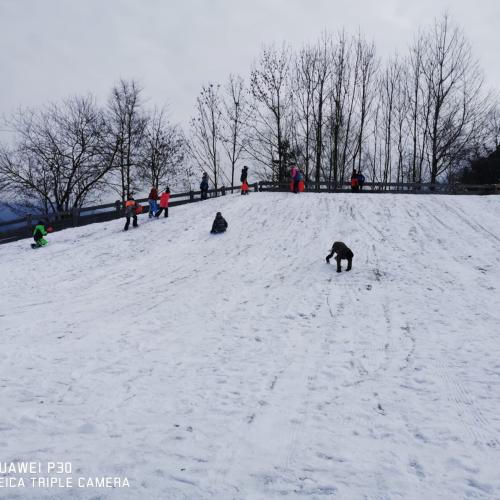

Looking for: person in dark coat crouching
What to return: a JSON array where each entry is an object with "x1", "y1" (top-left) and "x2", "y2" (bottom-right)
[
  {"x1": 210, "y1": 212, "x2": 228, "y2": 234},
  {"x1": 326, "y1": 241, "x2": 354, "y2": 272}
]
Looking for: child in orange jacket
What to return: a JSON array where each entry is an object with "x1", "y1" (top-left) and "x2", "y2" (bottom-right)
[{"x1": 124, "y1": 195, "x2": 139, "y2": 230}]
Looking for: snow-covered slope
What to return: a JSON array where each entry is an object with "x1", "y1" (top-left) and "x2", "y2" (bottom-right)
[{"x1": 1, "y1": 193, "x2": 500, "y2": 499}]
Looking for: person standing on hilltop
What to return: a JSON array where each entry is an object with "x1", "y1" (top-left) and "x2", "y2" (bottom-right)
[
  {"x1": 200, "y1": 172, "x2": 209, "y2": 200},
  {"x1": 294, "y1": 169, "x2": 304, "y2": 194},
  {"x1": 357, "y1": 171, "x2": 365, "y2": 190},
  {"x1": 290, "y1": 164, "x2": 298, "y2": 193},
  {"x1": 350, "y1": 170, "x2": 359, "y2": 192},
  {"x1": 240, "y1": 166, "x2": 249, "y2": 195}
]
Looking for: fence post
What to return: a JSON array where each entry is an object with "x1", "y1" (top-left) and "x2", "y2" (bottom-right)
[
  {"x1": 72, "y1": 206, "x2": 79, "y2": 227},
  {"x1": 221, "y1": 186, "x2": 226, "y2": 196},
  {"x1": 189, "y1": 190, "x2": 194, "y2": 202},
  {"x1": 26, "y1": 214, "x2": 32, "y2": 236}
]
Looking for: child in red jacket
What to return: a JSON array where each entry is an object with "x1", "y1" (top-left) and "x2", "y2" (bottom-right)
[{"x1": 155, "y1": 187, "x2": 170, "y2": 218}]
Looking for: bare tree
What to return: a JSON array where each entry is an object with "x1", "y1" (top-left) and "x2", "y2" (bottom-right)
[
  {"x1": 422, "y1": 15, "x2": 489, "y2": 183},
  {"x1": 326, "y1": 32, "x2": 362, "y2": 187},
  {"x1": 221, "y1": 74, "x2": 249, "y2": 189},
  {"x1": 292, "y1": 34, "x2": 334, "y2": 188},
  {"x1": 248, "y1": 44, "x2": 292, "y2": 182},
  {"x1": 0, "y1": 96, "x2": 116, "y2": 215},
  {"x1": 407, "y1": 31, "x2": 428, "y2": 185},
  {"x1": 189, "y1": 83, "x2": 225, "y2": 190},
  {"x1": 393, "y1": 60, "x2": 410, "y2": 185},
  {"x1": 368, "y1": 98, "x2": 382, "y2": 185},
  {"x1": 355, "y1": 35, "x2": 377, "y2": 177},
  {"x1": 106, "y1": 79, "x2": 147, "y2": 200},
  {"x1": 379, "y1": 60, "x2": 399, "y2": 186},
  {"x1": 138, "y1": 107, "x2": 185, "y2": 190},
  {"x1": 293, "y1": 39, "x2": 328, "y2": 184},
  {"x1": 485, "y1": 103, "x2": 500, "y2": 151}
]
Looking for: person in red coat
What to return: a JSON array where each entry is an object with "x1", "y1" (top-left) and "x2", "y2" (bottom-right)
[
  {"x1": 155, "y1": 187, "x2": 170, "y2": 218},
  {"x1": 350, "y1": 170, "x2": 359, "y2": 192}
]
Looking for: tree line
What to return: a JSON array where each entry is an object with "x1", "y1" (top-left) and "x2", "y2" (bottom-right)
[
  {"x1": 191, "y1": 15, "x2": 498, "y2": 190},
  {"x1": 0, "y1": 80, "x2": 185, "y2": 215},
  {"x1": 1, "y1": 14, "x2": 498, "y2": 216}
]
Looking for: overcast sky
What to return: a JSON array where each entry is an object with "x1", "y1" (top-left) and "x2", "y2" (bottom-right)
[{"x1": 1, "y1": 0, "x2": 499, "y2": 137}]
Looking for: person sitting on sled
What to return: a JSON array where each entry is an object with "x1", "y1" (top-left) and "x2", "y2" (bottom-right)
[
  {"x1": 33, "y1": 221, "x2": 48, "y2": 247},
  {"x1": 326, "y1": 241, "x2": 354, "y2": 272},
  {"x1": 210, "y1": 212, "x2": 228, "y2": 234}
]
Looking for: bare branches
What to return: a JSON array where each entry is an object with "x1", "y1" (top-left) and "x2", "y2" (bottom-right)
[
  {"x1": 138, "y1": 107, "x2": 185, "y2": 189},
  {"x1": 189, "y1": 83, "x2": 225, "y2": 189},
  {"x1": 421, "y1": 15, "x2": 488, "y2": 182},
  {"x1": 249, "y1": 44, "x2": 293, "y2": 182},
  {"x1": 0, "y1": 14, "x2": 496, "y2": 201},
  {"x1": 221, "y1": 74, "x2": 250, "y2": 188},
  {"x1": 106, "y1": 79, "x2": 147, "y2": 200},
  {"x1": 0, "y1": 96, "x2": 113, "y2": 215}
]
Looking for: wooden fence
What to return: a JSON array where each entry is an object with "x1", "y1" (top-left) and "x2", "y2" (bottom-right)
[
  {"x1": 258, "y1": 180, "x2": 500, "y2": 195},
  {"x1": 0, "y1": 183, "x2": 257, "y2": 246},
  {"x1": 0, "y1": 180, "x2": 498, "y2": 246}
]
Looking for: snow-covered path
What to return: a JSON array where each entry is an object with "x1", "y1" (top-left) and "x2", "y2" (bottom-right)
[{"x1": 1, "y1": 193, "x2": 500, "y2": 499}]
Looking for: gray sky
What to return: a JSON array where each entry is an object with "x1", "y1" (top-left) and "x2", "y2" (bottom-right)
[{"x1": 1, "y1": 0, "x2": 499, "y2": 135}]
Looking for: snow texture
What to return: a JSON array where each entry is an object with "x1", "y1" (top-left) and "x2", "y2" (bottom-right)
[{"x1": 1, "y1": 193, "x2": 500, "y2": 499}]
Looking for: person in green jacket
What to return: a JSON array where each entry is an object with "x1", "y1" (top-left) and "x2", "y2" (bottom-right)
[{"x1": 32, "y1": 221, "x2": 48, "y2": 247}]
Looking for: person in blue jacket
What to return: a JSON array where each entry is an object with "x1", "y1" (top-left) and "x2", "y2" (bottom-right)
[
  {"x1": 293, "y1": 169, "x2": 303, "y2": 194},
  {"x1": 357, "y1": 171, "x2": 366, "y2": 190}
]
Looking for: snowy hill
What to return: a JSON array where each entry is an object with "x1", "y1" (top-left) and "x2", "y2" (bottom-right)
[{"x1": 1, "y1": 192, "x2": 500, "y2": 499}]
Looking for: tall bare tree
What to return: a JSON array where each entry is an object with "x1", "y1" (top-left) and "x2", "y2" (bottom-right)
[
  {"x1": 248, "y1": 44, "x2": 292, "y2": 182},
  {"x1": 379, "y1": 60, "x2": 400, "y2": 186},
  {"x1": 407, "y1": 31, "x2": 428, "y2": 184},
  {"x1": 221, "y1": 74, "x2": 249, "y2": 189},
  {"x1": 189, "y1": 83, "x2": 225, "y2": 190},
  {"x1": 107, "y1": 79, "x2": 147, "y2": 200},
  {"x1": 326, "y1": 31, "x2": 363, "y2": 186},
  {"x1": 355, "y1": 35, "x2": 377, "y2": 176},
  {"x1": 485, "y1": 103, "x2": 500, "y2": 151},
  {"x1": 139, "y1": 107, "x2": 185, "y2": 189},
  {"x1": 0, "y1": 96, "x2": 116, "y2": 215},
  {"x1": 422, "y1": 15, "x2": 489, "y2": 183},
  {"x1": 293, "y1": 37, "x2": 331, "y2": 184}
]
